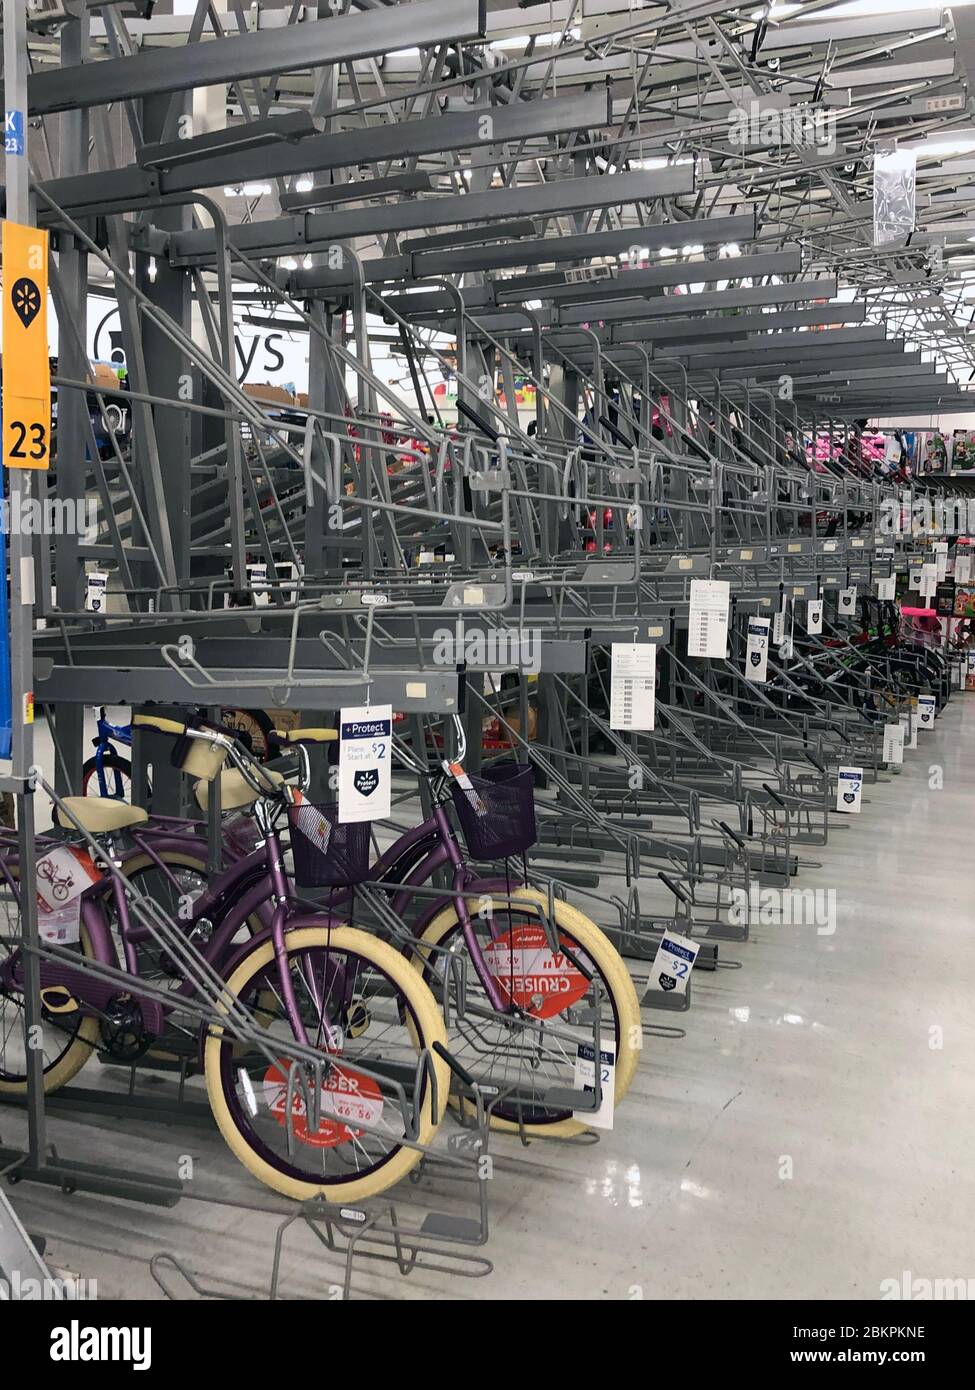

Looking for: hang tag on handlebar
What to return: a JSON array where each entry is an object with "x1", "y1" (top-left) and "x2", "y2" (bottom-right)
[{"x1": 443, "y1": 760, "x2": 487, "y2": 817}]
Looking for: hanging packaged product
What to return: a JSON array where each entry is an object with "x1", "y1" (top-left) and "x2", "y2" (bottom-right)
[
  {"x1": 954, "y1": 552, "x2": 972, "y2": 584},
  {"x1": 610, "y1": 643, "x2": 656, "y2": 730},
  {"x1": 838, "y1": 586, "x2": 857, "y2": 616},
  {"x1": 835, "y1": 766, "x2": 864, "y2": 813},
  {"x1": 916, "y1": 694, "x2": 937, "y2": 731},
  {"x1": 920, "y1": 563, "x2": 938, "y2": 600},
  {"x1": 338, "y1": 704, "x2": 392, "y2": 823},
  {"x1": 883, "y1": 722, "x2": 906, "y2": 765},
  {"x1": 935, "y1": 542, "x2": 949, "y2": 582},
  {"x1": 687, "y1": 579, "x2": 730, "y2": 658},
  {"x1": 806, "y1": 598, "x2": 824, "y2": 634},
  {"x1": 934, "y1": 581, "x2": 956, "y2": 618}
]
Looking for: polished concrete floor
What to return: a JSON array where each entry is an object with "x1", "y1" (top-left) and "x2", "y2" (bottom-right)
[{"x1": 2, "y1": 698, "x2": 973, "y2": 1299}]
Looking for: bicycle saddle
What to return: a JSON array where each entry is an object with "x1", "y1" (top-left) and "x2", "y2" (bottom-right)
[
  {"x1": 194, "y1": 766, "x2": 285, "y2": 813},
  {"x1": 58, "y1": 797, "x2": 149, "y2": 833}
]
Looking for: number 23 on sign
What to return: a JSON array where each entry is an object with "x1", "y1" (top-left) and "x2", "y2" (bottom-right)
[{"x1": 2, "y1": 220, "x2": 51, "y2": 471}]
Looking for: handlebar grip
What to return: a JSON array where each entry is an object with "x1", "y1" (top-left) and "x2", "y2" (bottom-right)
[
  {"x1": 718, "y1": 820, "x2": 746, "y2": 849},
  {"x1": 762, "y1": 782, "x2": 787, "y2": 807},
  {"x1": 805, "y1": 751, "x2": 826, "y2": 773},
  {"x1": 657, "y1": 870, "x2": 692, "y2": 905},
  {"x1": 133, "y1": 714, "x2": 186, "y2": 736}
]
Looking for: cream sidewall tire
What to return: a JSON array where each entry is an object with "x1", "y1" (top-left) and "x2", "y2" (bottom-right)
[
  {"x1": 0, "y1": 922, "x2": 100, "y2": 1095},
  {"x1": 413, "y1": 889, "x2": 641, "y2": 1138},
  {"x1": 205, "y1": 926, "x2": 450, "y2": 1203}
]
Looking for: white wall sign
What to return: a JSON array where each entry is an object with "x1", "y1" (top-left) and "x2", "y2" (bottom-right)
[{"x1": 338, "y1": 705, "x2": 392, "y2": 823}]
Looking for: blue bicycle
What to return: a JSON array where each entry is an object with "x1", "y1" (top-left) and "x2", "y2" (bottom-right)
[
  {"x1": 77, "y1": 704, "x2": 276, "y2": 805},
  {"x1": 82, "y1": 705, "x2": 136, "y2": 801}
]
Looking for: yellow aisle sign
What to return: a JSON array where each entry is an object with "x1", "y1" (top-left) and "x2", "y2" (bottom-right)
[{"x1": 2, "y1": 220, "x2": 51, "y2": 470}]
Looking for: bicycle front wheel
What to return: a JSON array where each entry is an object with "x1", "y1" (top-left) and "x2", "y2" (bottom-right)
[{"x1": 205, "y1": 926, "x2": 450, "y2": 1202}]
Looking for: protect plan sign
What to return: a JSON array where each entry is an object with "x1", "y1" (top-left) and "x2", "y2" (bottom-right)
[
  {"x1": 744, "y1": 616, "x2": 771, "y2": 683},
  {"x1": 651, "y1": 930, "x2": 701, "y2": 995},
  {"x1": 836, "y1": 766, "x2": 863, "y2": 813},
  {"x1": 338, "y1": 705, "x2": 392, "y2": 823},
  {"x1": 916, "y1": 694, "x2": 936, "y2": 731}
]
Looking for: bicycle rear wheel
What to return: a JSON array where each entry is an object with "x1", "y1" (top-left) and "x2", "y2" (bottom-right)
[
  {"x1": 0, "y1": 872, "x2": 100, "y2": 1094},
  {"x1": 205, "y1": 926, "x2": 450, "y2": 1202}
]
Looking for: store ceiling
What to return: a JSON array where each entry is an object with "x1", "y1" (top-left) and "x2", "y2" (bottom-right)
[{"x1": 14, "y1": 0, "x2": 975, "y2": 407}]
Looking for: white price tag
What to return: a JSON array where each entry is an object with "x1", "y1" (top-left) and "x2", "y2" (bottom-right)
[
  {"x1": 920, "y1": 563, "x2": 937, "y2": 599},
  {"x1": 838, "y1": 586, "x2": 857, "y2": 615},
  {"x1": 876, "y1": 576, "x2": 896, "y2": 601},
  {"x1": 573, "y1": 1043, "x2": 615, "y2": 1130},
  {"x1": 443, "y1": 760, "x2": 487, "y2": 816},
  {"x1": 338, "y1": 704, "x2": 392, "y2": 823},
  {"x1": 687, "y1": 579, "x2": 730, "y2": 658},
  {"x1": 610, "y1": 643, "x2": 656, "y2": 731},
  {"x1": 935, "y1": 544, "x2": 948, "y2": 582},
  {"x1": 836, "y1": 766, "x2": 863, "y2": 814},
  {"x1": 772, "y1": 607, "x2": 786, "y2": 646},
  {"x1": 806, "y1": 599, "x2": 823, "y2": 635},
  {"x1": 85, "y1": 571, "x2": 109, "y2": 614},
  {"x1": 916, "y1": 694, "x2": 936, "y2": 730},
  {"x1": 651, "y1": 930, "x2": 701, "y2": 996},
  {"x1": 954, "y1": 553, "x2": 972, "y2": 583},
  {"x1": 744, "y1": 616, "x2": 771, "y2": 683},
  {"x1": 883, "y1": 722, "x2": 905, "y2": 765}
]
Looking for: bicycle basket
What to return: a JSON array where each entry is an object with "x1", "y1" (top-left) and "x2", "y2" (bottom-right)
[
  {"x1": 450, "y1": 763, "x2": 537, "y2": 861},
  {"x1": 170, "y1": 719, "x2": 230, "y2": 781},
  {"x1": 287, "y1": 799, "x2": 371, "y2": 888}
]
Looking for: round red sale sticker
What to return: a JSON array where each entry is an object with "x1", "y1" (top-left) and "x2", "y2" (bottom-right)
[
  {"x1": 482, "y1": 924, "x2": 590, "y2": 1019},
  {"x1": 263, "y1": 1061, "x2": 383, "y2": 1149}
]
